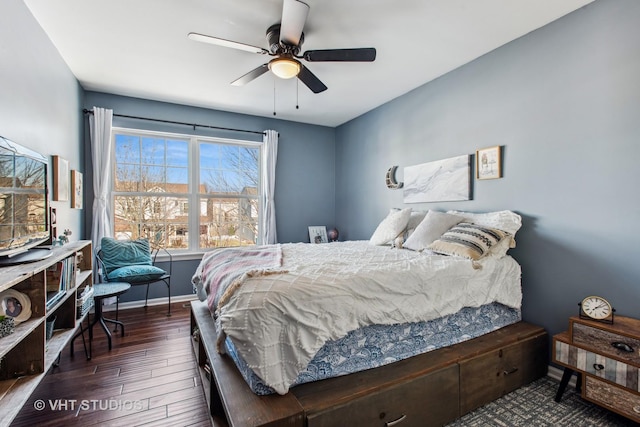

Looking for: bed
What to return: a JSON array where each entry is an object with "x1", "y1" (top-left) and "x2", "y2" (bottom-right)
[{"x1": 190, "y1": 210, "x2": 548, "y2": 426}]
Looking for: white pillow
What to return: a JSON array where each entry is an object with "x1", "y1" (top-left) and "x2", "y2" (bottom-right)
[
  {"x1": 403, "y1": 211, "x2": 464, "y2": 251},
  {"x1": 446, "y1": 210, "x2": 521, "y2": 258},
  {"x1": 406, "y1": 210, "x2": 428, "y2": 234},
  {"x1": 369, "y1": 208, "x2": 412, "y2": 246},
  {"x1": 402, "y1": 210, "x2": 425, "y2": 241}
]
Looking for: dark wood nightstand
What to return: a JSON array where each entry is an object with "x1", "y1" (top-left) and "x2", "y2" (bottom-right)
[{"x1": 553, "y1": 315, "x2": 640, "y2": 422}]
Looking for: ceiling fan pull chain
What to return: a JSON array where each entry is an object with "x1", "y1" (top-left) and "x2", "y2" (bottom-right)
[
  {"x1": 296, "y1": 79, "x2": 299, "y2": 110},
  {"x1": 273, "y1": 78, "x2": 277, "y2": 116}
]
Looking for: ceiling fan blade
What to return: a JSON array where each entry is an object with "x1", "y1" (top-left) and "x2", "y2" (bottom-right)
[
  {"x1": 280, "y1": 0, "x2": 309, "y2": 46},
  {"x1": 297, "y1": 65, "x2": 327, "y2": 93},
  {"x1": 303, "y1": 48, "x2": 377, "y2": 62},
  {"x1": 231, "y1": 64, "x2": 270, "y2": 86},
  {"x1": 188, "y1": 32, "x2": 269, "y2": 55}
]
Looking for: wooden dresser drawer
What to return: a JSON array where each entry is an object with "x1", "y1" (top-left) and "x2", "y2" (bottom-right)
[
  {"x1": 554, "y1": 339, "x2": 640, "y2": 392},
  {"x1": 306, "y1": 364, "x2": 459, "y2": 427},
  {"x1": 458, "y1": 331, "x2": 548, "y2": 414},
  {"x1": 585, "y1": 375, "x2": 640, "y2": 423},
  {"x1": 572, "y1": 322, "x2": 640, "y2": 365}
]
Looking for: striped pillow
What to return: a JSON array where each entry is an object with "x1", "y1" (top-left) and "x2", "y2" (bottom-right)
[{"x1": 427, "y1": 223, "x2": 510, "y2": 260}]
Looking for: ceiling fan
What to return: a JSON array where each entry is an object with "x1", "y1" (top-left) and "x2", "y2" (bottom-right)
[{"x1": 188, "y1": 0, "x2": 376, "y2": 94}]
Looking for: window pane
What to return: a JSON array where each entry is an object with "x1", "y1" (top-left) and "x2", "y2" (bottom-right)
[
  {"x1": 141, "y1": 137, "x2": 166, "y2": 165},
  {"x1": 167, "y1": 139, "x2": 188, "y2": 166},
  {"x1": 166, "y1": 224, "x2": 188, "y2": 249},
  {"x1": 115, "y1": 194, "x2": 189, "y2": 249},
  {"x1": 199, "y1": 143, "x2": 259, "y2": 195},
  {"x1": 115, "y1": 135, "x2": 140, "y2": 164},
  {"x1": 115, "y1": 164, "x2": 140, "y2": 192},
  {"x1": 142, "y1": 166, "x2": 166, "y2": 191},
  {"x1": 199, "y1": 197, "x2": 258, "y2": 248},
  {"x1": 167, "y1": 167, "x2": 188, "y2": 186},
  {"x1": 140, "y1": 195, "x2": 167, "y2": 220},
  {"x1": 139, "y1": 223, "x2": 187, "y2": 250},
  {"x1": 114, "y1": 196, "x2": 142, "y2": 239}
]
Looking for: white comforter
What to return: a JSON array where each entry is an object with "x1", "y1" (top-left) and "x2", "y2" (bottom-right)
[{"x1": 206, "y1": 241, "x2": 522, "y2": 395}]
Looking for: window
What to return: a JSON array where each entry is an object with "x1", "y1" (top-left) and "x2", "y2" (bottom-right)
[{"x1": 112, "y1": 128, "x2": 261, "y2": 251}]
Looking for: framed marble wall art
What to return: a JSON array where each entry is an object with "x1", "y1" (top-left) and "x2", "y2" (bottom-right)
[
  {"x1": 403, "y1": 155, "x2": 471, "y2": 203},
  {"x1": 476, "y1": 146, "x2": 502, "y2": 180}
]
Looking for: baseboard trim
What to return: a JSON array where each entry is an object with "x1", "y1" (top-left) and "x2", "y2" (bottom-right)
[{"x1": 101, "y1": 294, "x2": 198, "y2": 312}]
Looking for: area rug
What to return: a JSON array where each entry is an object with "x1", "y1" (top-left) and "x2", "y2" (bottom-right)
[{"x1": 446, "y1": 376, "x2": 637, "y2": 426}]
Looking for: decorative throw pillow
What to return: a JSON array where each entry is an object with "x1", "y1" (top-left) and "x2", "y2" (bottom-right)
[
  {"x1": 446, "y1": 210, "x2": 522, "y2": 258},
  {"x1": 369, "y1": 208, "x2": 412, "y2": 246},
  {"x1": 100, "y1": 237, "x2": 152, "y2": 274},
  {"x1": 427, "y1": 223, "x2": 510, "y2": 260},
  {"x1": 403, "y1": 211, "x2": 465, "y2": 251},
  {"x1": 107, "y1": 265, "x2": 166, "y2": 283},
  {"x1": 405, "y1": 210, "x2": 428, "y2": 237}
]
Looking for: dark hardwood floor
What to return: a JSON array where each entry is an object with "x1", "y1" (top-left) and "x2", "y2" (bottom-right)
[{"x1": 11, "y1": 301, "x2": 212, "y2": 427}]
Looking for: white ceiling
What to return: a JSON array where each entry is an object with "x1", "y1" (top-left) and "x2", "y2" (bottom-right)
[{"x1": 24, "y1": 0, "x2": 593, "y2": 127}]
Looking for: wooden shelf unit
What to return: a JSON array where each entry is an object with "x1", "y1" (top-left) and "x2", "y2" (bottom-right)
[{"x1": 0, "y1": 240, "x2": 93, "y2": 427}]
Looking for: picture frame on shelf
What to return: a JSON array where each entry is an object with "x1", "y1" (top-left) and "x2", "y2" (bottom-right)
[
  {"x1": 0, "y1": 289, "x2": 32, "y2": 324},
  {"x1": 71, "y1": 170, "x2": 83, "y2": 209},
  {"x1": 476, "y1": 146, "x2": 502, "y2": 180},
  {"x1": 52, "y1": 155, "x2": 69, "y2": 201},
  {"x1": 308, "y1": 226, "x2": 328, "y2": 244}
]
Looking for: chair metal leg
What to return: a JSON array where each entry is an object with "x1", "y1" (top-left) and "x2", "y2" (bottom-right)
[
  {"x1": 70, "y1": 318, "x2": 91, "y2": 360},
  {"x1": 145, "y1": 284, "x2": 150, "y2": 308},
  {"x1": 113, "y1": 295, "x2": 120, "y2": 332},
  {"x1": 166, "y1": 279, "x2": 171, "y2": 317}
]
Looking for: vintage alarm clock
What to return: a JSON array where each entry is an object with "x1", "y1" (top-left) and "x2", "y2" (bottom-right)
[{"x1": 579, "y1": 295, "x2": 614, "y2": 323}]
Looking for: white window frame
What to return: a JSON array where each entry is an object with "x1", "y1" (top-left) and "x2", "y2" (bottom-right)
[{"x1": 111, "y1": 127, "x2": 262, "y2": 256}]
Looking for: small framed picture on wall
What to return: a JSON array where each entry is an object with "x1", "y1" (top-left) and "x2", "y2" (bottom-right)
[
  {"x1": 71, "y1": 170, "x2": 83, "y2": 209},
  {"x1": 308, "y1": 226, "x2": 328, "y2": 244},
  {"x1": 52, "y1": 155, "x2": 69, "y2": 201},
  {"x1": 476, "y1": 146, "x2": 502, "y2": 180}
]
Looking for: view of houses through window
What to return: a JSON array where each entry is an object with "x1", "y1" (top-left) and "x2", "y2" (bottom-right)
[{"x1": 112, "y1": 129, "x2": 261, "y2": 251}]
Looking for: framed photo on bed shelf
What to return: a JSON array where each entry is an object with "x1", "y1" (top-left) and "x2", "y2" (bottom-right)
[{"x1": 308, "y1": 226, "x2": 328, "y2": 244}]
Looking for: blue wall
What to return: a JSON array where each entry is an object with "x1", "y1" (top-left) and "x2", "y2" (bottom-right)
[
  {"x1": 6, "y1": 0, "x2": 639, "y2": 342},
  {"x1": 0, "y1": 0, "x2": 85, "y2": 238},
  {"x1": 83, "y1": 92, "x2": 336, "y2": 300},
  {"x1": 335, "y1": 0, "x2": 640, "y2": 338}
]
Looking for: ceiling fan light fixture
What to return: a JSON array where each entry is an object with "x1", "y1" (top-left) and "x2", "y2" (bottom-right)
[{"x1": 269, "y1": 57, "x2": 301, "y2": 79}]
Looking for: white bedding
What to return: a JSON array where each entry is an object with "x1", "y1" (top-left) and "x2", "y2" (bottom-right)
[{"x1": 198, "y1": 241, "x2": 522, "y2": 395}]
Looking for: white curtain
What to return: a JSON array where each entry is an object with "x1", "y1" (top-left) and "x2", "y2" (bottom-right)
[
  {"x1": 89, "y1": 107, "x2": 114, "y2": 250},
  {"x1": 260, "y1": 130, "x2": 278, "y2": 244}
]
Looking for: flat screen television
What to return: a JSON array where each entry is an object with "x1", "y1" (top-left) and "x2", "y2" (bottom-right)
[{"x1": 0, "y1": 136, "x2": 51, "y2": 266}]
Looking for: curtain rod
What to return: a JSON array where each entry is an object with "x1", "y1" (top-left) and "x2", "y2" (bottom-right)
[{"x1": 82, "y1": 109, "x2": 266, "y2": 136}]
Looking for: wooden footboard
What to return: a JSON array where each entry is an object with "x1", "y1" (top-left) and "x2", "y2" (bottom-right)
[
  {"x1": 190, "y1": 300, "x2": 547, "y2": 427},
  {"x1": 190, "y1": 300, "x2": 304, "y2": 427}
]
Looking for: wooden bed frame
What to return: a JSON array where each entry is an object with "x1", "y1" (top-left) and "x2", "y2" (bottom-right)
[{"x1": 190, "y1": 300, "x2": 548, "y2": 427}]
